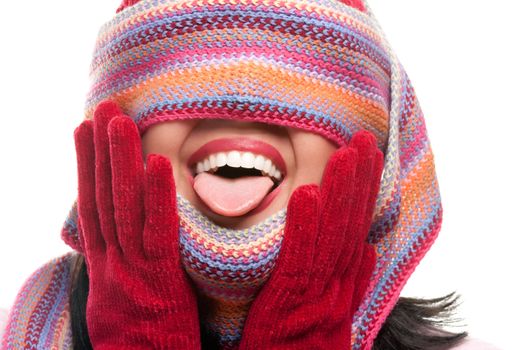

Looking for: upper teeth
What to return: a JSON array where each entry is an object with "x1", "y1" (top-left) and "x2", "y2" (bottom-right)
[{"x1": 194, "y1": 151, "x2": 283, "y2": 181}]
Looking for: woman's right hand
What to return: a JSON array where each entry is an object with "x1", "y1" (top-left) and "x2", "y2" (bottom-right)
[{"x1": 74, "y1": 100, "x2": 201, "y2": 349}]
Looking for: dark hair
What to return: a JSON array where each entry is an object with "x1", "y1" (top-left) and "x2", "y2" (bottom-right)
[{"x1": 70, "y1": 255, "x2": 468, "y2": 350}]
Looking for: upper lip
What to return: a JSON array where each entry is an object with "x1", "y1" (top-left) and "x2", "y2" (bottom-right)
[{"x1": 187, "y1": 137, "x2": 287, "y2": 176}]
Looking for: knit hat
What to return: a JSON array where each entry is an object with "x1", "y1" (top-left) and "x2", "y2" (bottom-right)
[{"x1": 61, "y1": 0, "x2": 442, "y2": 348}]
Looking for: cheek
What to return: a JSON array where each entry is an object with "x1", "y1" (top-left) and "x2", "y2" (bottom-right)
[
  {"x1": 294, "y1": 156, "x2": 332, "y2": 185},
  {"x1": 141, "y1": 120, "x2": 197, "y2": 159},
  {"x1": 288, "y1": 130, "x2": 339, "y2": 186},
  {"x1": 141, "y1": 121, "x2": 201, "y2": 199}
]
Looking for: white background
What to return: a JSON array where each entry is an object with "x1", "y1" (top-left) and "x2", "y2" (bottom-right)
[{"x1": 0, "y1": 0, "x2": 514, "y2": 348}]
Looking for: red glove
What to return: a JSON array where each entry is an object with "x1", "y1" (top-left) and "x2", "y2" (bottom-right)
[
  {"x1": 74, "y1": 100, "x2": 201, "y2": 349},
  {"x1": 239, "y1": 130, "x2": 383, "y2": 349}
]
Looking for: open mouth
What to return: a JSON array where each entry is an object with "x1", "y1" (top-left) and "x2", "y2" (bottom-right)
[{"x1": 187, "y1": 138, "x2": 286, "y2": 217}]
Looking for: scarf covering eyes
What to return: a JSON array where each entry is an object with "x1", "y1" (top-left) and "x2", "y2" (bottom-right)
[
  {"x1": 176, "y1": 194, "x2": 286, "y2": 348},
  {"x1": 56, "y1": 0, "x2": 443, "y2": 348}
]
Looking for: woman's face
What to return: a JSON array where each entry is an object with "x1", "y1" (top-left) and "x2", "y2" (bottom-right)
[{"x1": 141, "y1": 119, "x2": 338, "y2": 229}]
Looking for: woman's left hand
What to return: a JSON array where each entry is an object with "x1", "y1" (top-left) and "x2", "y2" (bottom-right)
[{"x1": 239, "y1": 130, "x2": 384, "y2": 350}]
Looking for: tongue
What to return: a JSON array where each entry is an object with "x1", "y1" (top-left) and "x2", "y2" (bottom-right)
[{"x1": 193, "y1": 172, "x2": 275, "y2": 217}]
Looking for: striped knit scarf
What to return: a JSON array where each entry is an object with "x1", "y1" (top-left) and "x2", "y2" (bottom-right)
[
  {"x1": 2, "y1": 1, "x2": 442, "y2": 349},
  {"x1": 177, "y1": 194, "x2": 286, "y2": 349},
  {"x1": 1, "y1": 254, "x2": 75, "y2": 349}
]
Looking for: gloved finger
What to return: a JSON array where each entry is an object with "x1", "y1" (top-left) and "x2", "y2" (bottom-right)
[
  {"x1": 108, "y1": 116, "x2": 145, "y2": 259},
  {"x1": 350, "y1": 243, "x2": 376, "y2": 315},
  {"x1": 143, "y1": 154, "x2": 179, "y2": 261},
  {"x1": 93, "y1": 100, "x2": 122, "y2": 248},
  {"x1": 74, "y1": 120, "x2": 104, "y2": 254},
  {"x1": 338, "y1": 130, "x2": 380, "y2": 271},
  {"x1": 350, "y1": 130, "x2": 383, "y2": 243},
  {"x1": 363, "y1": 148, "x2": 383, "y2": 239},
  {"x1": 333, "y1": 243, "x2": 362, "y2": 322},
  {"x1": 273, "y1": 184, "x2": 320, "y2": 292},
  {"x1": 312, "y1": 145, "x2": 358, "y2": 287}
]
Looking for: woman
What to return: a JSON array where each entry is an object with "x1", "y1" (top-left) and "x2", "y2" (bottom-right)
[{"x1": 0, "y1": 0, "x2": 497, "y2": 348}]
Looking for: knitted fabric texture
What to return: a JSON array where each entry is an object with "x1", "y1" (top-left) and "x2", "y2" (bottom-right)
[
  {"x1": 177, "y1": 194, "x2": 286, "y2": 349},
  {"x1": 60, "y1": 0, "x2": 444, "y2": 348},
  {"x1": 85, "y1": 0, "x2": 391, "y2": 150},
  {"x1": 0, "y1": 254, "x2": 75, "y2": 349}
]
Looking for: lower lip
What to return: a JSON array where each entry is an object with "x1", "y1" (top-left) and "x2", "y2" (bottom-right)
[{"x1": 186, "y1": 170, "x2": 283, "y2": 217}]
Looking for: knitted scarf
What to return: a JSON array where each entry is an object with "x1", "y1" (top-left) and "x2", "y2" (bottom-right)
[
  {"x1": 2, "y1": 0, "x2": 442, "y2": 349},
  {"x1": 177, "y1": 194, "x2": 286, "y2": 349}
]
